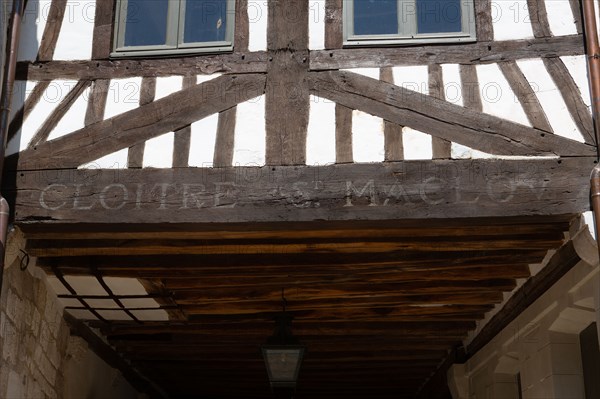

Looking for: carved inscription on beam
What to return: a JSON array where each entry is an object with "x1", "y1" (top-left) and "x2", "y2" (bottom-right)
[{"x1": 9, "y1": 158, "x2": 592, "y2": 224}]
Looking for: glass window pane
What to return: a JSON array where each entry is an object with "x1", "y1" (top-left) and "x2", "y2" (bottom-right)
[
  {"x1": 124, "y1": 0, "x2": 169, "y2": 46},
  {"x1": 417, "y1": 0, "x2": 462, "y2": 34},
  {"x1": 184, "y1": 0, "x2": 228, "y2": 43},
  {"x1": 354, "y1": 0, "x2": 398, "y2": 35}
]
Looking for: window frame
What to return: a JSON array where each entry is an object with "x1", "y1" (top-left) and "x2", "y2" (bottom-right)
[
  {"x1": 112, "y1": 0, "x2": 236, "y2": 58},
  {"x1": 343, "y1": 0, "x2": 476, "y2": 47}
]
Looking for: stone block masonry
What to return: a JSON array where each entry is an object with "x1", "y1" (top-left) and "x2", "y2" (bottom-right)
[
  {"x1": 0, "y1": 230, "x2": 142, "y2": 399},
  {"x1": 0, "y1": 258, "x2": 69, "y2": 399}
]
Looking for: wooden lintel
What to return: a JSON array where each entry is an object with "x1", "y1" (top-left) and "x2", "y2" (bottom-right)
[
  {"x1": 309, "y1": 35, "x2": 584, "y2": 70},
  {"x1": 6, "y1": 158, "x2": 593, "y2": 224},
  {"x1": 16, "y1": 52, "x2": 269, "y2": 81},
  {"x1": 308, "y1": 70, "x2": 595, "y2": 157}
]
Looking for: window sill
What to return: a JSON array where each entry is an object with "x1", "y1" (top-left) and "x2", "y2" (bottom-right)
[
  {"x1": 343, "y1": 35, "x2": 477, "y2": 48},
  {"x1": 110, "y1": 45, "x2": 235, "y2": 59}
]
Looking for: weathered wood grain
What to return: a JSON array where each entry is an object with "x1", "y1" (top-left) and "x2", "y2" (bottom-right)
[
  {"x1": 138, "y1": 77, "x2": 157, "y2": 105},
  {"x1": 84, "y1": 80, "x2": 109, "y2": 126},
  {"x1": 568, "y1": 0, "x2": 583, "y2": 34},
  {"x1": 527, "y1": 0, "x2": 552, "y2": 38},
  {"x1": 128, "y1": 77, "x2": 156, "y2": 169},
  {"x1": 16, "y1": 52, "x2": 269, "y2": 81},
  {"x1": 335, "y1": 103, "x2": 353, "y2": 163},
  {"x1": 11, "y1": 74, "x2": 266, "y2": 170},
  {"x1": 91, "y1": 0, "x2": 115, "y2": 59},
  {"x1": 309, "y1": 35, "x2": 585, "y2": 70},
  {"x1": 172, "y1": 77, "x2": 196, "y2": 168},
  {"x1": 213, "y1": 107, "x2": 237, "y2": 167},
  {"x1": 428, "y1": 64, "x2": 451, "y2": 159},
  {"x1": 164, "y1": 280, "x2": 519, "y2": 298},
  {"x1": 8, "y1": 81, "x2": 51, "y2": 142},
  {"x1": 498, "y1": 61, "x2": 553, "y2": 133},
  {"x1": 265, "y1": 0, "x2": 309, "y2": 165},
  {"x1": 267, "y1": 0, "x2": 308, "y2": 51},
  {"x1": 172, "y1": 126, "x2": 191, "y2": 169},
  {"x1": 139, "y1": 279, "x2": 188, "y2": 322},
  {"x1": 39, "y1": 254, "x2": 537, "y2": 280},
  {"x1": 265, "y1": 51, "x2": 311, "y2": 165},
  {"x1": 380, "y1": 67, "x2": 404, "y2": 162},
  {"x1": 459, "y1": 64, "x2": 482, "y2": 111},
  {"x1": 543, "y1": 57, "x2": 595, "y2": 144},
  {"x1": 173, "y1": 292, "x2": 504, "y2": 312},
  {"x1": 22, "y1": 215, "x2": 571, "y2": 240},
  {"x1": 126, "y1": 146, "x2": 144, "y2": 169},
  {"x1": 37, "y1": 0, "x2": 67, "y2": 61},
  {"x1": 384, "y1": 120, "x2": 405, "y2": 162},
  {"x1": 325, "y1": 0, "x2": 343, "y2": 49},
  {"x1": 27, "y1": 80, "x2": 92, "y2": 149},
  {"x1": 475, "y1": 0, "x2": 494, "y2": 41},
  {"x1": 234, "y1": 0, "x2": 249, "y2": 52},
  {"x1": 27, "y1": 237, "x2": 559, "y2": 257},
  {"x1": 8, "y1": 158, "x2": 592, "y2": 224},
  {"x1": 308, "y1": 71, "x2": 595, "y2": 157}
]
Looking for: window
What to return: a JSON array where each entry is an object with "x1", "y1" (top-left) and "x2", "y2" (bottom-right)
[
  {"x1": 344, "y1": 0, "x2": 476, "y2": 46},
  {"x1": 113, "y1": 0, "x2": 235, "y2": 57}
]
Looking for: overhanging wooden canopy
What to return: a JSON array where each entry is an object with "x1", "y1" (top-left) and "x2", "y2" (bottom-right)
[{"x1": 21, "y1": 215, "x2": 575, "y2": 398}]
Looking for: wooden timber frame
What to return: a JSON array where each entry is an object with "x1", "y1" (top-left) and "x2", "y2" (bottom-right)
[{"x1": 3, "y1": 1, "x2": 599, "y2": 398}]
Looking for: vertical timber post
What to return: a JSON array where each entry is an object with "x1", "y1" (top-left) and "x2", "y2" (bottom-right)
[{"x1": 265, "y1": 0, "x2": 310, "y2": 166}]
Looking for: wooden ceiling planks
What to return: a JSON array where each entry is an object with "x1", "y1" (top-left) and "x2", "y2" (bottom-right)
[{"x1": 25, "y1": 215, "x2": 573, "y2": 398}]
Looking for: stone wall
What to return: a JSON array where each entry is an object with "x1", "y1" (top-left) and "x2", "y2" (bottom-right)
[
  {"x1": 0, "y1": 231, "x2": 142, "y2": 399},
  {"x1": 1, "y1": 257, "x2": 69, "y2": 398}
]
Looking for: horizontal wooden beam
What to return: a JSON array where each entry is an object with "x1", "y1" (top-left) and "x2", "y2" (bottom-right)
[
  {"x1": 16, "y1": 35, "x2": 583, "y2": 81},
  {"x1": 308, "y1": 71, "x2": 595, "y2": 157},
  {"x1": 26, "y1": 236, "x2": 562, "y2": 257},
  {"x1": 101, "y1": 320, "x2": 473, "y2": 337},
  {"x1": 7, "y1": 158, "x2": 592, "y2": 224},
  {"x1": 16, "y1": 52, "x2": 269, "y2": 81},
  {"x1": 38, "y1": 250, "x2": 541, "y2": 270},
  {"x1": 170, "y1": 292, "x2": 504, "y2": 314},
  {"x1": 309, "y1": 35, "x2": 585, "y2": 70},
  {"x1": 19, "y1": 216, "x2": 570, "y2": 240},
  {"x1": 41, "y1": 259, "x2": 533, "y2": 285}
]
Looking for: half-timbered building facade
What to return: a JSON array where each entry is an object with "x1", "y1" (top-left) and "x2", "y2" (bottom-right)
[{"x1": 1, "y1": 0, "x2": 600, "y2": 398}]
